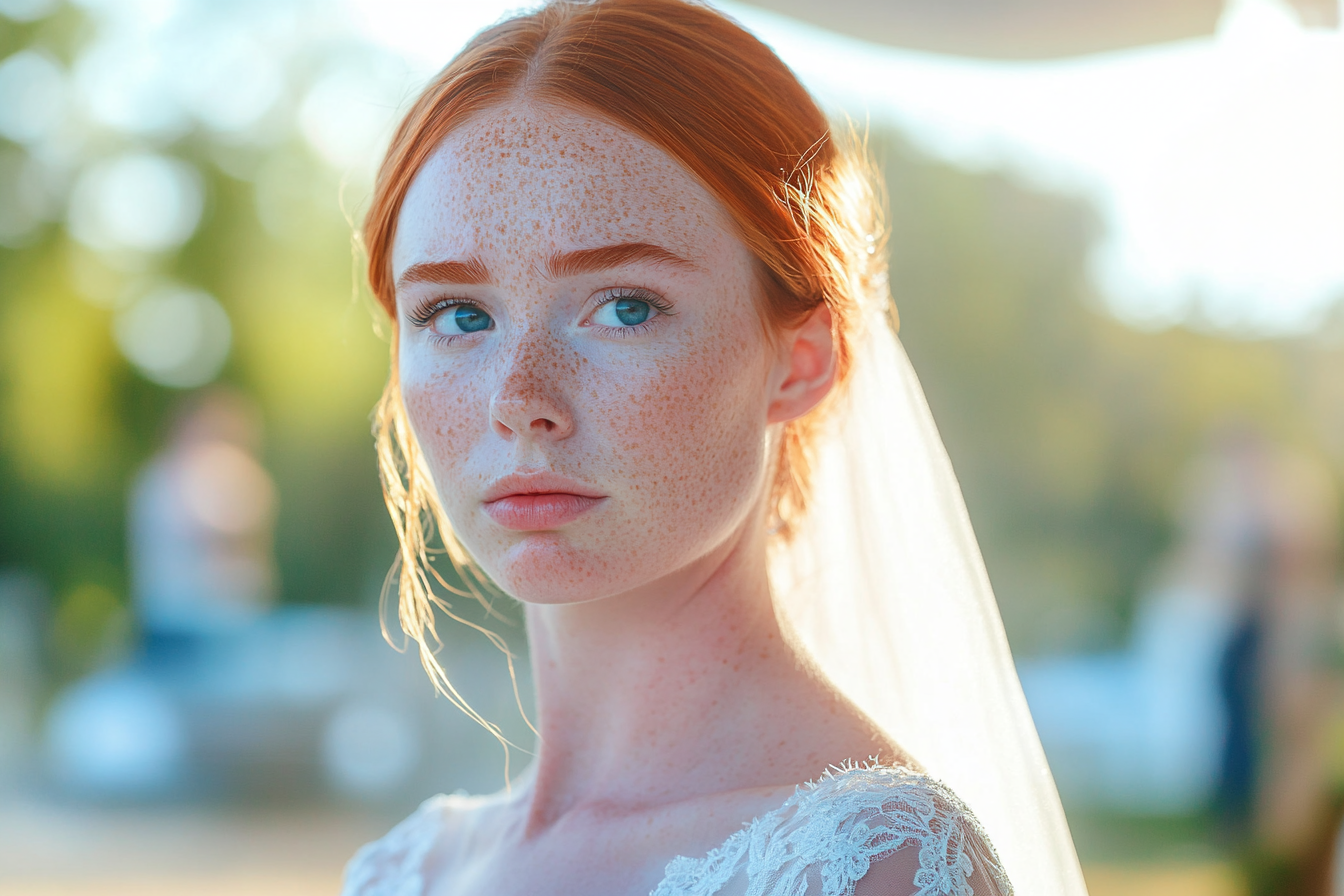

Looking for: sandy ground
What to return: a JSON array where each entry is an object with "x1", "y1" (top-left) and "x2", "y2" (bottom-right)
[
  {"x1": 0, "y1": 797, "x2": 1245, "y2": 896},
  {"x1": 0, "y1": 796, "x2": 390, "y2": 895},
  {"x1": 0, "y1": 875, "x2": 340, "y2": 895}
]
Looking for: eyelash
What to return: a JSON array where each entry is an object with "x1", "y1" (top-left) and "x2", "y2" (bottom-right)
[
  {"x1": 588, "y1": 287, "x2": 676, "y2": 337},
  {"x1": 407, "y1": 297, "x2": 490, "y2": 347},
  {"x1": 406, "y1": 288, "x2": 677, "y2": 342},
  {"x1": 407, "y1": 296, "x2": 477, "y2": 329}
]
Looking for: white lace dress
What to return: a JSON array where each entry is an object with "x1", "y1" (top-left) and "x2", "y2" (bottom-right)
[{"x1": 342, "y1": 764, "x2": 1013, "y2": 896}]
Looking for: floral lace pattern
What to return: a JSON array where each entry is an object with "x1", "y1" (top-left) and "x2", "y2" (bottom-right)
[
  {"x1": 341, "y1": 794, "x2": 452, "y2": 896},
  {"x1": 342, "y1": 765, "x2": 1011, "y2": 896},
  {"x1": 653, "y1": 764, "x2": 1012, "y2": 896}
]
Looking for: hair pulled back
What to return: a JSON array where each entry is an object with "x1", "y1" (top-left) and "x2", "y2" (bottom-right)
[{"x1": 366, "y1": 0, "x2": 889, "y2": 713}]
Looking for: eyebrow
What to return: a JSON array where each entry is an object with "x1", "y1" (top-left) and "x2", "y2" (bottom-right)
[
  {"x1": 397, "y1": 257, "x2": 491, "y2": 289},
  {"x1": 395, "y1": 242, "x2": 694, "y2": 290},
  {"x1": 545, "y1": 242, "x2": 696, "y2": 278}
]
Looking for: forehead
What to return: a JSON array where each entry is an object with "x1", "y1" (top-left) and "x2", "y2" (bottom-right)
[{"x1": 392, "y1": 102, "x2": 737, "y2": 276}]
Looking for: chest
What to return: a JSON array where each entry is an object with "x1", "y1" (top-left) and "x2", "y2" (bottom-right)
[
  {"x1": 424, "y1": 812, "x2": 713, "y2": 896},
  {"x1": 429, "y1": 783, "x2": 807, "y2": 896}
]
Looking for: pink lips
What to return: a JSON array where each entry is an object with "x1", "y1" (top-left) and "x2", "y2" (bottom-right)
[{"x1": 482, "y1": 473, "x2": 606, "y2": 531}]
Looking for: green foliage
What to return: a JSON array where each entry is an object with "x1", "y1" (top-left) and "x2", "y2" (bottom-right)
[
  {"x1": 47, "y1": 580, "x2": 129, "y2": 679},
  {"x1": 0, "y1": 7, "x2": 399, "y2": 685}
]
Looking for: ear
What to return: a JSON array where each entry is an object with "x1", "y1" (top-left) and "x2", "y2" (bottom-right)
[{"x1": 767, "y1": 303, "x2": 836, "y2": 424}]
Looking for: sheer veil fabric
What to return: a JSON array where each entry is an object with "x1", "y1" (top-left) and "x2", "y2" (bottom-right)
[{"x1": 769, "y1": 301, "x2": 1090, "y2": 895}]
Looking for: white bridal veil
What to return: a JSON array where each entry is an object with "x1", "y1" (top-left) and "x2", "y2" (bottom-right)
[{"x1": 769, "y1": 304, "x2": 1090, "y2": 895}]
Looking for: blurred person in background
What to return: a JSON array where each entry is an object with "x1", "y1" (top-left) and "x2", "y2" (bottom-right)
[
  {"x1": 128, "y1": 387, "x2": 277, "y2": 665},
  {"x1": 1203, "y1": 434, "x2": 1274, "y2": 837},
  {"x1": 1015, "y1": 419, "x2": 1344, "y2": 893},
  {"x1": 40, "y1": 388, "x2": 282, "y2": 798},
  {"x1": 1156, "y1": 427, "x2": 1282, "y2": 832},
  {"x1": 1170, "y1": 428, "x2": 1343, "y2": 894},
  {"x1": 1246, "y1": 442, "x2": 1341, "y2": 894}
]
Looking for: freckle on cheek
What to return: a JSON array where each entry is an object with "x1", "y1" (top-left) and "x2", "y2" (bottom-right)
[{"x1": 390, "y1": 105, "x2": 770, "y2": 602}]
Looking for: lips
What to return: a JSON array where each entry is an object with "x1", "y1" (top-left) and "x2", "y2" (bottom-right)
[{"x1": 482, "y1": 473, "x2": 606, "y2": 531}]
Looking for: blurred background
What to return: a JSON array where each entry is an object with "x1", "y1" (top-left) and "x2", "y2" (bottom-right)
[{"x1": 0, "y1": 0, "x2": 1341, "y2": 894}]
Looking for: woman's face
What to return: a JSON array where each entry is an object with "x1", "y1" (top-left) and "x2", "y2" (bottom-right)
[{"x1": 391, "y1": 103, "x2": 785, "y2": 604}]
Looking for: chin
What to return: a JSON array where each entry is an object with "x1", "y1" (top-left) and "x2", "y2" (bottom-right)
[{"x1": 485, "y1": 536, "x2": 643, "y2": 605}]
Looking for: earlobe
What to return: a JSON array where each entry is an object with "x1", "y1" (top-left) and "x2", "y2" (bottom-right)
[{"x1": 767, "y1": 303, "x2": 836, "y2": 424}]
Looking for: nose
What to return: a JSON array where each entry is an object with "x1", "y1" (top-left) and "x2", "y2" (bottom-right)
[{"x1": 489, "y1": 334, "x2": 575, "y2": 442}]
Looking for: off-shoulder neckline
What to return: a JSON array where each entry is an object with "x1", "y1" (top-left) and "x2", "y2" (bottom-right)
[
  {"x1": 349, "y1": 762, "x2": 953, "y2": 896},
  {"x1": 650, "y1": 761, "x2": 937, "y2": 894}
]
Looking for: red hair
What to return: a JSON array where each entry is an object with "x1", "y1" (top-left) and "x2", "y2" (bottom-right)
[{"x1": 366, "y1": 0, "x2": 887, "y2": 721}]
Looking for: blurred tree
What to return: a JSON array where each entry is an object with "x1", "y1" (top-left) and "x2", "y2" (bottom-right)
[
  {"x1": 877, "y1": 134, "x2": 1342, "y2": 655},
  {"x1": 0, "y1": 2, "x2": 400, "y2": 686}
]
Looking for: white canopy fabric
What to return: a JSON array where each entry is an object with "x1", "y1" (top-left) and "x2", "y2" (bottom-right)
[{"x1": 744, "y1": 0, "x2": 1338, "y2": 57}]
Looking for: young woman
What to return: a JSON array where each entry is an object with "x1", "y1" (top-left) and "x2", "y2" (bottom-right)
[{"x1": 343, "y1": 1, "x2": 1087, "y2": 893}]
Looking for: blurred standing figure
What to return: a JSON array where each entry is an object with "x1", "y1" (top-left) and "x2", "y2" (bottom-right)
[
  {"x1": 128, "y1": 388, "x2": 277, "y2": 660},
  {"x1": 1167, "y1": 429, "x2": 1278, "y2": 834},
  {"x1": 1251, "y1": 445, "x2": 1340, "y2": 870},
  {"x1": 1184, "y1": 428, "x2": 1341, "y2": 887}
]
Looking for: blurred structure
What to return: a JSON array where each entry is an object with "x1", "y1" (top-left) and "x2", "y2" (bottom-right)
[
  {"x1": 1021, "y1": 428, "x2": 1343, "y2": 852},
  {"x1": 43, "y1": 603, "x2": 532, "y2": 803},
  {"x1": 747, "y1": 0, "x2": 1339, "y2": 57}
]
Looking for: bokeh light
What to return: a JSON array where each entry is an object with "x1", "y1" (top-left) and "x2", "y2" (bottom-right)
[
  {"x1": 67, "y1": 153, "x2": 203, "y2": 256},
  {"x1": 0, "y1": 50, "x2": 65, "y2": 145},
  {"x1": 112, "y1": 285, "x2": 231, "y2": 389}
]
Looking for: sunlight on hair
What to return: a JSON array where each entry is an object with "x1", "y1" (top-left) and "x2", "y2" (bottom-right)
[
  {"x1": 724, "y1": 0, "x2": 1344, "y2": 336},
  {"x1": 344, "y1": 0, "x2": 1343, "y2": 336}
]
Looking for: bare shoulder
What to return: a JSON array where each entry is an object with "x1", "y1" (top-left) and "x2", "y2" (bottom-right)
[{"x1": 340, "y1": 791, "x2": 503, "y2": 896}]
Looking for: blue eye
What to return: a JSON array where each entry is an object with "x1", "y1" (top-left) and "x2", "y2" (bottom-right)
[
  {"x1": 592, "y1": 296, "x2": 655, "y2": 328},
  {"x1": 453, "y1": 305, "x2": 492, "y2": 332},
  {"x1": 614, "y1": 299, "x2": 650, "y2": 325},
  {"x1": 427, "y1": 303, "x2": 493, "y2": 337}
]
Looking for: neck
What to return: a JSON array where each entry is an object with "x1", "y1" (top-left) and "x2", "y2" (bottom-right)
[{"x1": 519, "y1": 514, "x2": 818, "y2": 829}]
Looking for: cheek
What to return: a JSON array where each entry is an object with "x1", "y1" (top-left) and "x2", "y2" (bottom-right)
[
  {"x1": 398, "y1": 349, "x2": 483, "y2": 491},
  {"x1": 592, "y1": 331, "x2": 771, "y2": 529}
]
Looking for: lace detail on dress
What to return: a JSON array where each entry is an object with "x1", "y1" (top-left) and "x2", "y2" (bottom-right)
[
  {"x1": 341, "y1": 765, "x2": 1011, "y2": 896},
  {"x1": 651, "y1": 764, "x2": 1013, "y2": 896},
  {"x1": 341, "y1": 795, "x2": 449, "y2": 896}
]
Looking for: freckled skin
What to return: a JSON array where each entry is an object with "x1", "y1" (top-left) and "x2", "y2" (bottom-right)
[
  {"x1": 390, "y1": 104, "x2": 900, "y2": 896},
  {"x1": 395, "y1": 106, "x2": 774, "y2": 603}
]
